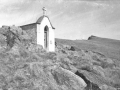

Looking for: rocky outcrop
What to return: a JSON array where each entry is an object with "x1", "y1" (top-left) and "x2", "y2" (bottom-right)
[{"x1": 88, "y1": 35, "x2": 97, "y2": 40}]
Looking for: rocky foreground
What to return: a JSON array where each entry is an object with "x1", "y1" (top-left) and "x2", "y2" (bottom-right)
[
  {"x1": 0, "y1": 42, "x2": 119, "y2": 90},
  {"x1": 0, "y1": 26, "x2": 120, "y2": 90}
]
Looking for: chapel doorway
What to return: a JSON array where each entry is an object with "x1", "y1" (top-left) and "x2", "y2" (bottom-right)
[{"x1": 44, "y1": 26, "x2": 49, "y2": 50}]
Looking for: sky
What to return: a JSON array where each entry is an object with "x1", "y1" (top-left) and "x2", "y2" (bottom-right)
[{"x1": 0, "y1": 0, "x2": 120, "y2": 40}]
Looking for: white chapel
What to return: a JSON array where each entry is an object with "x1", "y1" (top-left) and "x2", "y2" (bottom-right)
[{"x1": 20, "y1": 7, "x2": 55, "y2": 52}]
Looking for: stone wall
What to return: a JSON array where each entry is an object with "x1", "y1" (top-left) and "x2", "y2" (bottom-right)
[{"x1": 20, "y1": 23, "x2": 37, "y2": 43}]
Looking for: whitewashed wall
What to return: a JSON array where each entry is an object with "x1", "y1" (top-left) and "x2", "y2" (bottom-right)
[
  {"x1": 49, "y1": 27, "x2": 55, "y2": 52},
  {"x1": 37, "y1": 24, "x2": 44, "y2": 47}
]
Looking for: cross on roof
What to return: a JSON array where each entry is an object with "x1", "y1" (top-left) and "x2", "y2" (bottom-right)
[{"x1": 42, "y1": 7, "x2": 47, "y2": 16}]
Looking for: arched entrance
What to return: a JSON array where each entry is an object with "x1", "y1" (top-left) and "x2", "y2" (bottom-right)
[{"x1": 44, "y1": 26, "x2": 49, "y2": 50}]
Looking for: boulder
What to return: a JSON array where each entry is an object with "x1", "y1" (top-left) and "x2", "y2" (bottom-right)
[{"x1": 52, "y1": 67, "x2": 87, "y2": 90}]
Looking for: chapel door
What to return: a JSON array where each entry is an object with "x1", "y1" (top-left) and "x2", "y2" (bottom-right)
[{"x1": 44, "y1": 26, "x2": 49, "y2": 50}]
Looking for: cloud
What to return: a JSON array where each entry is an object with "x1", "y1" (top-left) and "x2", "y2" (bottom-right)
[
  {"x1": 0, "y1": 0, "x2": 44, "y2": 26},
  {"x1": 0, "y1": 0, "x2": 119, "y2": 40},
  {"x1": 95, "y1": 4, "x2": 120, "y2": 26},
  {"x1": 0, "y1": 0, "x2": 43, "y2": 13},
  {"x1": 56, "y1": 0, "x2": 63, "y2": 3}
]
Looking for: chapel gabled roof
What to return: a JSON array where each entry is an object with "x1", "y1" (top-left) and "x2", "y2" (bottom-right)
[
  {"x1": 20, "y1": 15, "x2": 55, "y2": 29},
  {"x1": 36, "y1": 15, "x2": 55, "y2": 29},
  {"x1": 36, "y1": 15, "x2": 44, "y2": 24}
]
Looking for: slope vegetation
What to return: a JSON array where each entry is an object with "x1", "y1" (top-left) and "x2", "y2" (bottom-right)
[
  {"x1": 0, "y1": 26, "x2": 119, "y2": 90},
  {"x1": 56, "y1": 36, "x2": 120, "y2": 60}
]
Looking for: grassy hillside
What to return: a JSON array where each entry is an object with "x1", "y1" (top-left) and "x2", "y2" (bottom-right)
[
  {"x1": 0, "y1": 26, "x2": 119, "y2": 90},
  {"x1": 0, "y1": 26, "x2": 88, "y2": 90},
  {"x1": 56, "y1": 36, "x2": 120, "y2": 60}
]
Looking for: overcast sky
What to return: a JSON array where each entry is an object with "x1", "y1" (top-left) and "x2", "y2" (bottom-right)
[{"x1": 0, "y1": 0, "x2": 120, "y2": 40}]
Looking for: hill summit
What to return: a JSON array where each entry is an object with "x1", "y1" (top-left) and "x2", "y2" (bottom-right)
[{"x1": 88, "y1": 35, "x2": 120, "y2": 42}]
